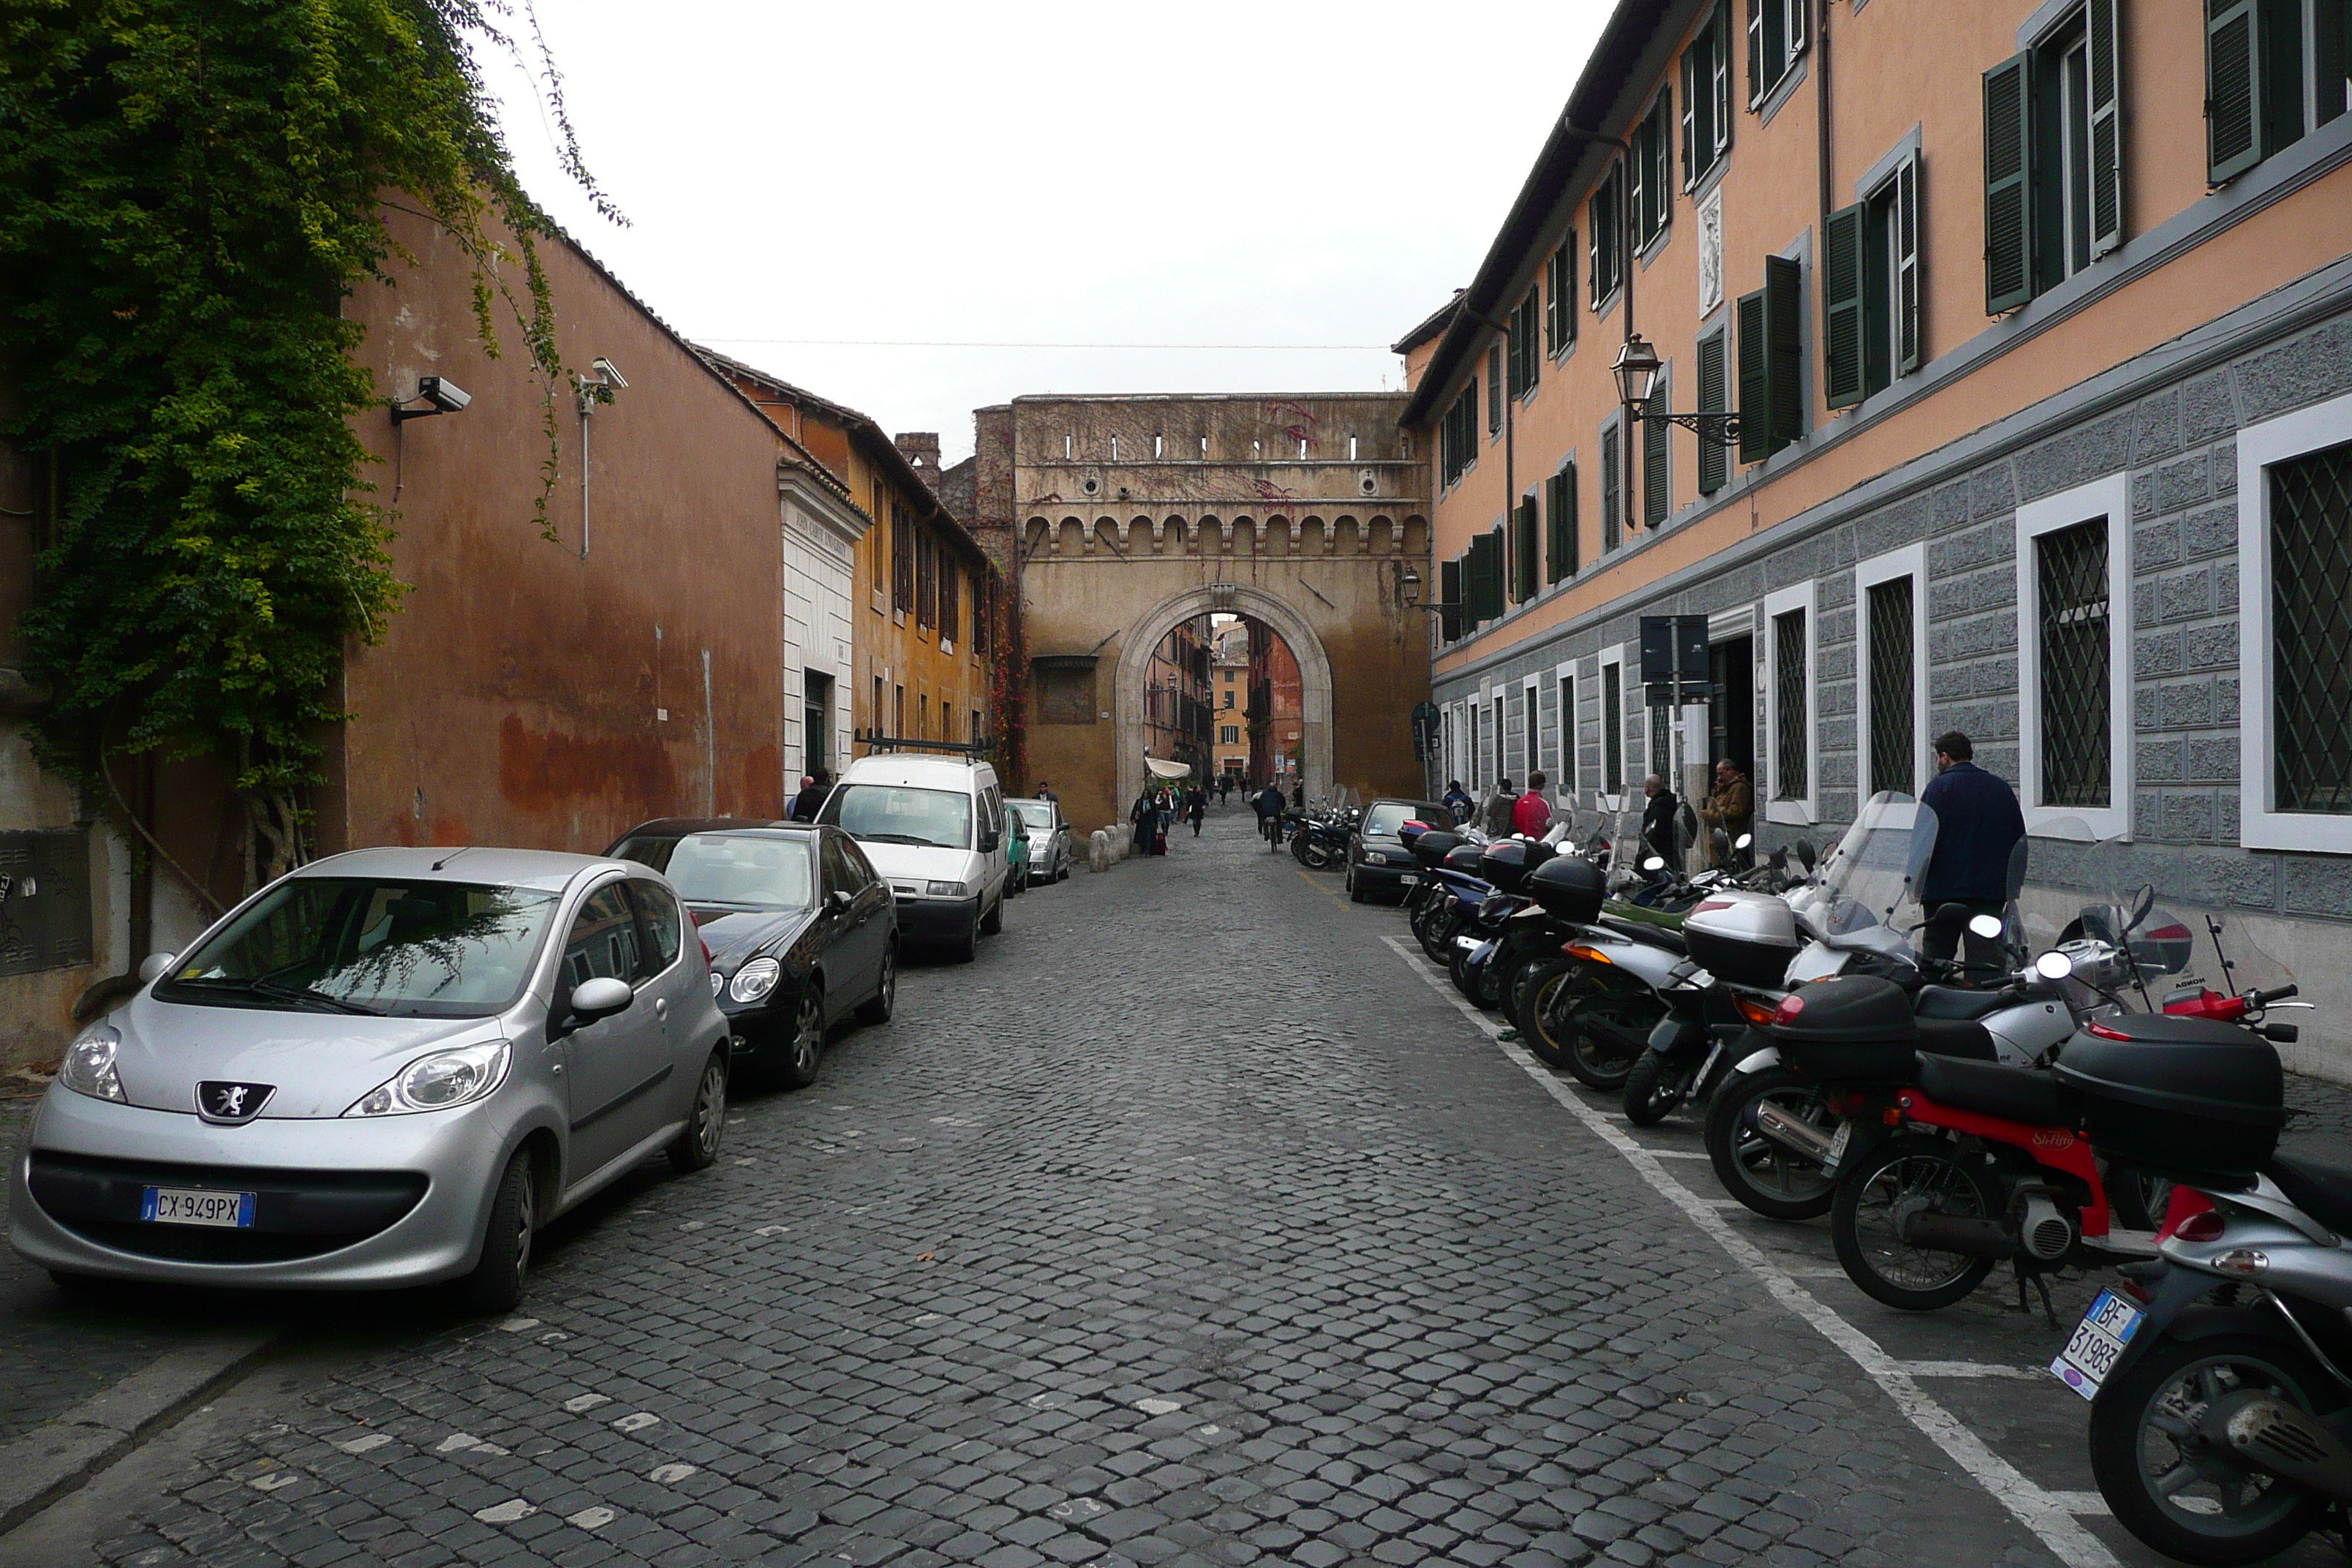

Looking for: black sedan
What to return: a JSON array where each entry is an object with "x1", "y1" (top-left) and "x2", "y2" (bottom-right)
[
  {"x1": 605, "y1": 818, "x2": 897, "y2": 1088},
  {"x1": 1344, "y1": 798, "x2": 1454, "y2": 903}
]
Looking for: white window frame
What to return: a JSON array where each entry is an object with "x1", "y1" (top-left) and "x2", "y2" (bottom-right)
[
  {"x1": 1854, "y1": 542, "x2": 1931, "y2": 800},
  {"x1": 1763, "y1": 581, "x2": 1818, "y2": 825},
  {"x1": 2016, "y1": 474, "x2": 2133, "y2": 840},
  {"x1": 2239, "y1": 389, "x2": 2352, "y2": 853},
  {"x1": 1556, "y1": 659, "x2": 1580, "y2": 808},
  {"x1": 1467, "y1": 701, "x2": 1483, "y2": 793},
  {"x1": 1598, "y1": 644, "x2": 1630, "y2": 803}
]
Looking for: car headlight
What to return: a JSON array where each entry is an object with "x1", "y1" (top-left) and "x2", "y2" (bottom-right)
[
  {"x1": 709, "y1": 970, "x2": 724, "y2": 997},
  {"x1": 925, "y1": 880, "x2": 968, "y2": 898},
  {"x1": 344, "y1": 1041, "x2": 510, "y2": 1117},
  {"x1": 59, "y1": 1025, "x2": 126, "y2": 1104},
  {"x1": 730, "y1": 957, "x2": 783, "y2": 1003}
]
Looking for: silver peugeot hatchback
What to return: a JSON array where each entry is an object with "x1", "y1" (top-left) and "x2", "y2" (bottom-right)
[{"x1": 9, "y1": 847, "x2": 731, "y2": 1310}]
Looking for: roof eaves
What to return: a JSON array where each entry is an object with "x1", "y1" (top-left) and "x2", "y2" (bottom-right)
[{"x1": 1390, "y1": 292, "x2": 1465, "y2": 356}]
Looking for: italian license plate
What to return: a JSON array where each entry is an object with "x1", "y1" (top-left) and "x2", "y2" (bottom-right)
[
  {"x1": 1823, "y1": 1119, "x2": 1854, "y2": 1175},
  {"x1": 1400, "y1": 875, "x2": 1419, "y2": 886},
  {"x1": 1455, "y1": 935, "x2": 1480, "y2": 951},
  {"x1": 141, "y1": 1186, "x2": 255, "y2": 1229},
  {"x1": 2051, "y1": 1288, "x2": 2143, "y2": 1401}
]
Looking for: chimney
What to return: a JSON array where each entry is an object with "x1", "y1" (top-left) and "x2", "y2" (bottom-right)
[{"x1": 894, "y1": 431, "x2": 942, "y2": 492}]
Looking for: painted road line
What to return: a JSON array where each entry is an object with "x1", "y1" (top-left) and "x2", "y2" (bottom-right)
[
  {"x1": 1382, "y1": 934, "x2": 2119, "y2": 1568},
  {"x1": 1901, "y1": 1362, "x2": 2049, "y2": 1380}
]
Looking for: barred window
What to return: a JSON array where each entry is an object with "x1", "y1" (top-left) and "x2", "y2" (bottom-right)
[
  {"x1": 1648, "y1": 707, "x2": 1671, "y2": 785},
  {"x1": 1558, "y1": 676, "x2": 1578, "y2": 795},
  {"x1": 1526, "y1": 687, "x2": 1541, "y2": 777},
  {"x1": 1772, "y1": 608, "x2": 1807, "y2": 799},
  {"x1": 1866, "y1": 577, "x2": 1915, "y2": 796},
  {"x1": 2272, "y1": 442, "x2": 2352, "y2": 814},
  {"x1": 1603, "y1": 663, "x2": 1624, "y2": 793},
  {"x1": 2036, "y1": 519, "x2": 2111, "y2": 807}
]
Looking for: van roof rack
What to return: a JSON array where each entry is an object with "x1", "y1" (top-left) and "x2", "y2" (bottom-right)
[{"x1": 853, "y1": 729, "x2": 990, "y2": 757}]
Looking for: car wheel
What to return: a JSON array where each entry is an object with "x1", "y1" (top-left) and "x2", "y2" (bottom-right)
[
  {"x1": 779, "y1": 985, "x2": 826, "y2": 1088},
  {"x1": 980, "y1": 891, "x2": 1004, "y2": 935},
  {"x1": 856, "y1": 941, "x2": 897, "y2": 1024},
  {"x1": 48, "y1": 1270, "x2": 117, "y2": 1303},
  {"x1": 668, "y1": 1049, "x2": 728, "y2": 1172},
  {"x1": 457, "y1": 1147, "x2": 535, "y2": 1314},
  {"x1": 1347, "y1": 864, "x2": 1366, "y2": 902},
  {"x1": 1056, "y1": 861, "x2": 1069, "y2": 882}
]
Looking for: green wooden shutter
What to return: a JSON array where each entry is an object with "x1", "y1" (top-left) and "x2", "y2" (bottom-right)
[
  {"x1": 2207, "y1": 0, "x2": 2262, "y2": 183},
  {"x1": 1983, "y1": 52, "x2": 2034, "y2": 314},
  {"x1": 1896, "y1": 158, "x2": 1922, "y2": 373},
  {"x1": 1543, "y1": 474, "x2": 1564, "y2": 584},
  {"x1": 2087, "y1": 0, "x2": 2125, "y2": 257},
  {"x1": 1440, "y1": 558, "x2": 1463, "y2": 641},
  {"x1": 1643, "y1": 369, "x2": 1670, "y2": 528},
  {"x1": 1514, "y1": 500, "x2": 1538, "y2": 601},
  {"x1": 1736, "y1": 288, "x2": 1768, "y2": 465},
  {"x1": 1714, "y1": 0, "x2": 1735, "y2": 157},
  {"x1": 1697, "y1": 333, "x2": 1728, "y2": 494},
  {"x1": 1561, "y1": 460, "x2": 1580, "y2": 576},
  {"x1": 1602, "y1": 426, "x2": 1623, "y2": 550},
  {"x1": 1823, "y1": 203, "x2": 1866, "y2": 410},
  {"x1": 1464, "y1": 532, "x2": 1497, "y2": 623},
  {"x1": 1487, "y1": 345, "x2": 1503, "y2": 431},
  {"x1": 1767, "y1": 255, "x2": 1803, "y2": 448}
]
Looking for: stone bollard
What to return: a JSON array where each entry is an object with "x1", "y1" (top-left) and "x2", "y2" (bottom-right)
[{"x1": 1089, "y1": 829, "x2": 1112, "y2": 872}]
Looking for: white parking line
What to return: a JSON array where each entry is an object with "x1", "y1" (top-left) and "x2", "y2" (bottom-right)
[
  {"x1": 1381, "y1": 935, "x2": 2118, "y2": 1568},
  {"x1": 1901, "y1": 1361, "x2": 2048, "y2": 1381}
]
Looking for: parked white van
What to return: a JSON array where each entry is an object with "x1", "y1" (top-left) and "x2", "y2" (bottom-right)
[{"x1": 816, "y1": 754, "x2": 1011, "y2": 961}]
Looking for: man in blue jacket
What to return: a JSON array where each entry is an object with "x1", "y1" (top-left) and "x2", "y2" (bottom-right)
[{"x1": 1916, "y1": 731, "x2": 2025, "y2": 977}]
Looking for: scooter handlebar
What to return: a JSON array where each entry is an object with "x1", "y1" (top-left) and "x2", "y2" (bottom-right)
[{"x1": 2252, "y1": 984, "x2": 2301, "y2": 1008}]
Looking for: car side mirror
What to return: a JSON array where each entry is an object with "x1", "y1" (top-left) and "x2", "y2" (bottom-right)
[
  {"x1": 829, "y1": 889, "x2": 854, "y2": 913},
  {"x1": 978, "y1": 829, "x2": 1000, "y2": 853},
  {"x1": 567, "y1": 975, "x2": 633, "y2": 1029},
  {"x1": 138, "y1": 951, "x2": 177, "y2": 984}
]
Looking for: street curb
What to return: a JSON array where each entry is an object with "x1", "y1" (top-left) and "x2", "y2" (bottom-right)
[{"x1": 0, "y1": 1331, "x2": 277, "y2": 1536}]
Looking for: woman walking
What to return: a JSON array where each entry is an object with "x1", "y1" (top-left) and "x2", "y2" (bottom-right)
[{"x1": 1188, "y1": 786, "x2": 1205, "y2": 836}]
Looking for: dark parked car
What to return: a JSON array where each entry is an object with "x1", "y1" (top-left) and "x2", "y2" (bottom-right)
[
  {"x1": 605, "y1": 819, "x2": 896, "y2": 1088},
  {"x1": 1344, "y1": 798, "x2": 1455, "y2": 903}
]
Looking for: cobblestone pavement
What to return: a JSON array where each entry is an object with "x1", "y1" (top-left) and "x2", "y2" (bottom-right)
[{"x1": 9, "y1": 804, "x2": 2350, "y2": 1567}]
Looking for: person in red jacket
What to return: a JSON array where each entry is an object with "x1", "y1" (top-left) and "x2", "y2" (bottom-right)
[{"x1": 1512, "y1": 771, "x2": 1554, "y2": 838}]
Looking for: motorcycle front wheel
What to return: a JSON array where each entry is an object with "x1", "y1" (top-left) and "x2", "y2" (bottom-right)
[
  {"x1": 1831, "y1": 1134, "x2": 2001, "y2": 1311},
  {"x1": 2089, "y1": 1331, "x2": 2333, "y2": 1566},
  {"x1": 1561, "y1": 975, "x2": 1660, "y2": 1093},
  {"x1": 1513, "y1": 958, "x2": 1579, "y2": 1071},
  {"x1": 1704, "y1": 1068, "x2": 1839, "y2": 1221},
  {"x1": 1302, "y1": 840, "x2": 1334, "y2": 870},
  {"x1": 1621, "y1": 1049, "x2": 1693, "y2": 1126}
]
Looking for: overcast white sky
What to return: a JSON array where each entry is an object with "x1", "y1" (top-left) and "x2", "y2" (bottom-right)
[{"x1": 487, "y1": 3, "x2": 1610, "y2": 465}]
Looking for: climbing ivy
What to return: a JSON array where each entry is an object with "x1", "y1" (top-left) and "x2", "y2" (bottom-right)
[{"x1": 0, "y1": 0, "x2": 612, "y2": 892}]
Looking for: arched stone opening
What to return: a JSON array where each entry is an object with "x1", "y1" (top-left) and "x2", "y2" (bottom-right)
[{"x1": 1113, "y1": 584, "x2": 1333, "y2": 814}]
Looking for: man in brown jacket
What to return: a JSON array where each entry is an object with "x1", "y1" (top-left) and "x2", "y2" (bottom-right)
[{"x1": 1698, "y1": 757, "x2": 1753, "y2": 867}]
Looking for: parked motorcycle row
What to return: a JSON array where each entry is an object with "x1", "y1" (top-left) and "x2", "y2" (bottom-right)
[{"x1": 1344, "y1": 791, "x2": 2343, "y2": 1567}]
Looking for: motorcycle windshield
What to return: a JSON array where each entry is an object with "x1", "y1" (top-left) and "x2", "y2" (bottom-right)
[{"x1": 1804, "y1": 792, "x2": 1938, "y2": 940}]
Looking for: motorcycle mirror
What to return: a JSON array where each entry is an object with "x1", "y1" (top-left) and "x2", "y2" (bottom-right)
[
  {"x1": 1643, "y1": 855, "x2": 1665, "y2": 872},
  {"x1": 1794, "y1": 838, "x2": 1816, "y2": 871},
  {"x1": 1967, "y1": 913, "x2": 2005, "y2": 941},
  {"x1": 2033, "y1": 951, "x2": 2075, "y2": 981},
  {"x1": 1735, "y1": 833, "x2": 1753, "y2": 851}
]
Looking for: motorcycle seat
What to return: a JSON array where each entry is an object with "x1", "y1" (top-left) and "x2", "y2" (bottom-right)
[
  {"x1": 1599, "y1": 916, "x2": 1687, "y2": 955},
  {"x1": 2266, "y1": 1147, "x2": 2352, "y2": 1237},
  {"x1": 1915, "y1": 1053, "x2": 2072, "y2": 1126},
  {"x1": 1914, "y1": 1016, "x2": 2002, "y2": 1063},
  {"x1": 1915, "y1": 985, "x2": 2010, "y2": 1022}
]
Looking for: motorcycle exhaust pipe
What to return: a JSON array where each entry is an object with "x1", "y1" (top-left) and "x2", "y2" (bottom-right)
[
  {"x1": 2215, "y1": 1392, "x2": 2352, "y2": 1504},
  {"x1": 1897, "y1": 1211, "x2": 2016, "y2": 1258},
  {"x1": 1752, "y1": 1104, "x2": 1837, "y2": 1163},
  {"x1": 2019, "y1": 1194, "x2": 2075, "y2": 1262}
]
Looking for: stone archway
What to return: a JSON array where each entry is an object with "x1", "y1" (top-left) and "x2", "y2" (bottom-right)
[{"x1": 1112, "y1": 583, "x2": 1334, "y2": 816}]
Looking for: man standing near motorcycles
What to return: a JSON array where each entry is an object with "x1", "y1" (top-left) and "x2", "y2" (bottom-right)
[
  {"x1": 1697, "y1": 758, "x2": 1753, "y2": 867},
  {"x1": 1512, "y1": 772, "x2": 1553, "y2": 838},
  {"x1": 1481, "y1": 777, "x2": 1516, "y2": 837},
  {"x1": 1640, "y1": 773, "x2": 1679, "y2": 875},
  {"x1": 1917, "y1": 729, "x2": 2024, "y2": 977},
  {"x1": 1443, "y1": 779, "x2": 1474, "y2": 825}
]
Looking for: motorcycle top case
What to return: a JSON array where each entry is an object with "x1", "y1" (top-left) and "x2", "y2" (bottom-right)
[
  {"x1": 2054, "y1": 1014, "x2": 2286, "y2": 1181},
  {"x1": 1411, "y1": 831, "x2": 1463, "y2": 870},
  {"x1": 1768, "y1": 974, "x2": 1919, "y2": 1080},
  {"x1": 1681, "y1": 892, "x2": 1803, "y2": 989},
  {"x1": 1441, "y1": 842, "x2": 1488, "y2": 878},
  {"x1": 1478, "y1": 837, "x2": 1555, "y2": 896},
  {"x1": 1526, "y1": 855, "x2": 1605, "y2": 924}
]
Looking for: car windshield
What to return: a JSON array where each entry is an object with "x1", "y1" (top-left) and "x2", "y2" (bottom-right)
[
  {"x1": 1362, "y1": 803, "x2": 1411, "y2": 837},
  {"x1": 819, "y1": 784, "x2": 973, "y2": 851},
  {"x1": 157, "y1": 878, "x2": 558, "y2": 1018},
  {"x1": 658, "y1": 834, "x2": 813, "y2": 910},
  {"x1": 1011, "y1": 801, "x2": 1055, "y2": 831}
]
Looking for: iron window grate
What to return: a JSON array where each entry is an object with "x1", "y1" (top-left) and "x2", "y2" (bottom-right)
[
  {"x1": 1867, "y1": 578, "x2": 1915, "y2": 796},
  {"x1": 2272, "y1": 443, "x2": 2352, "y2": 815},
  {"x1": 2037, "y1": 519, "x2": 2111, "y2": 807},
  {"x1": 1774, "y1": 609, "x2": 1807, "y2": 799},
  {"x1": 1604, "y1": 665, "x2": 1624, "y2": 793}
]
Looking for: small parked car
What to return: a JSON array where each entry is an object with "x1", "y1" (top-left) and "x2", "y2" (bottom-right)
[
  {"x1": 10, "y1": 848, "x2": 730, "y2": 1312},
  {"x1": 818, "y1": 754, "x2": 1011, "y2": 961},
  {"x1": 1345, "y1": 798, "x2": 1456, "y2": 903},
  {"x1": 604, "y1": 819, "x2": 897, "y2": 1088},
  {"x1": 1009, "y1": 797, "x2": 1071, "y2": 885}
]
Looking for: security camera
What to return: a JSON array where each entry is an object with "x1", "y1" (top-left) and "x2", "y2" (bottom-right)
[
  {"x1": 421, "y1": 374, "x2": 472, "y2": 413},
  {"x1": 590, "y1": 358, "x2": 627, "y2": 390}
]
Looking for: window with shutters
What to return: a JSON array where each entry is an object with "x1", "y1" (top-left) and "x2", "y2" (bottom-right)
[
  {"x1": 2206, "y1": 0, "x2": 2351, "y2": 187},
  {"x1": 1602, "y1": 658, "x2": 1625, "y2": 794},
  {"x1": 1439, "y1": 557, "x2": 1464, "y2": 643},
  {"x1": 1558, "y1": 674, "x2": 1578, "y2": 796},
  {"x1": 1601, "y1": 423, "x2": 1624, "y2": 552},
  {"x1": 916, "y1": 531, "x2": 936, "y2": 627},
  {"x1": 941, "y1": 562, "x2": 960, "y2": 644},
  {"x1": 1683, "y1": 0, "x2": 1735, "y2": 189},
  {"x1": 1545, "y1": 240, "x2": 1576, "y2": 355},
  {"x1": 1545, "y1": 464, "x2": 1579, "y2": 584},
  {"x1": 1697, "y1": 329, "x2": 1730, "y2": 494},
  {"x1": 1643, "y1": 367, "x2": 1672, "y2": 527},
  {"x1": 1487, "y1": 344, "x2": 1504, "y2": 435},
  {"x1": 1630, "y1": 92, "x2": 1673, "y2": 252},
  {"x1": 1466, "y1": 529, "x2": 1504, "y2": 625},
  {"x1": 1825, "y1": 157, "x2": 1920, "y2": 410},
  {"x1": 1512, "y1": 497, "x2": 1539, "y2": 603},
  {"x1": 892, "y1": 504, "x2": 914, "y2": 612},
  {"x1": 1983, "y1": 1, "x2": 2125, "y2": 315},
  {"x1": 1748, "y1": 0, "x2": 1808, "y2": 108},
  {"x1": 1590, "y1": 167, "x2": 1624, "y2": 306},
  {"x1": 1507, "y1": 290, "x2": 1540, "y2": 399},
  {"x1": 1736, "y1": 255, "x2": 1803, "y2": 464},
  {"x1": 1441, "y1": 383, "x2": 1478, "y2": 489}
]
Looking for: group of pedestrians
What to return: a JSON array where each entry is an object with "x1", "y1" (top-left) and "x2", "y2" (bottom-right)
[{"x1": 1128, "y1": 782, "x2": 1208, "y2": 856}]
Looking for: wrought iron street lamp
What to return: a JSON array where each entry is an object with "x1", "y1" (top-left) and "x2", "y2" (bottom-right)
[{"x1": 1613, "y1": 332, "x2": 1741, "y2": 448}]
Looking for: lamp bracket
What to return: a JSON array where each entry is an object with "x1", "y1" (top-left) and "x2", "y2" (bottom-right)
[{"x1": 1632, "y1": 407, "x2": 1743, "y2": 448}]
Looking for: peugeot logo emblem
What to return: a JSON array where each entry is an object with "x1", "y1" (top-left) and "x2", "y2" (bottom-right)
[{"x1": 196, "y1": 1080, "x2": 274, "y2": 1124}]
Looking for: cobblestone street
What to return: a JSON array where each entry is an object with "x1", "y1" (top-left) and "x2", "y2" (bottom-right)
[{"x1": 1, "y1": 807, "x2": 2340, "y2": 1567}]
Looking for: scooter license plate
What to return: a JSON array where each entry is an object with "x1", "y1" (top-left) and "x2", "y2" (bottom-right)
[
  {"x1": 1455, "y1": 935, "x2": 1480, "y2": 951},
  {"x1": 1822, "y1": 1119, "x2": 1854, "y2": 1176},
  {"x1": 2050, "y1": 1288, "x2": 2143, "y2": 1401},
  {"x1": 1400, "y1": 875, "x2": 1419, "y2": 886}
]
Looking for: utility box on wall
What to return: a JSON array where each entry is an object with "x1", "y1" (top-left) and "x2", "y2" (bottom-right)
[{"x1": 0, "y1": 827, "x2": 94, "y2": 977}]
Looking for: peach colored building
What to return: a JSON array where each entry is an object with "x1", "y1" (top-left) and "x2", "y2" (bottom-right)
[{"x1": 1404, "y1": 0, "x2": 2352, "y2": 1071}]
